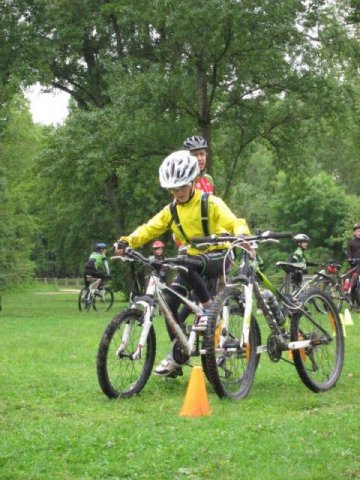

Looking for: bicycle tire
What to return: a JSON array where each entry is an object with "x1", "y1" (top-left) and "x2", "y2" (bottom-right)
[
  {"x1": 78, "y1": 287, "x2": 93, "y2": 312},
  {"x1": 320, "y1": 281, "x2": 343, "y2": 312},
  {"x1": 97, "y1": 309, "x2": 156, "y2": 398},
  {"x1": 93, "y1": 287, "x2": 114, "y2": 312},
  {"x1": 290, "y1": 287, "x2": 344, "y2": 393},
  {"x1": 202, "y1": 286, "x2": 259, "y2": 400}
]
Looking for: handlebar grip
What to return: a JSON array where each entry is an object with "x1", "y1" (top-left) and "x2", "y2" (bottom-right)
[{"x1": 191, "y1": 235, "x2": 218, "y2": 244}]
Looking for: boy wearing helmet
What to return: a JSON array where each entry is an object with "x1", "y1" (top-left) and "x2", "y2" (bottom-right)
[
  {"x1": 148, "y1": 240, "x2": 168, "y2": 284},
  {"x1": 289, "y1": 234, "x2": 311, "y2": 288},
  {"x1": 149, "y1": 240, "x2": 166, "y2": 262},
  {"x1": 114, "y1": 150, "x2": 250, "y2": 377},
  {"x1": 84, "y1": 243, "x2": 110, "y2": 290},
  {"x1": 183, "y1": 135, "x2": 214, "y2": 194},
  {"x1": 346, "y1": 223, "x2": 360, "y2": 306}
]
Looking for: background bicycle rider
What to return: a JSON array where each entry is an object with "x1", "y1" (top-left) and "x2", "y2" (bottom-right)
[
  {"x1": 346, "y1": 222, "x2": 360, "y2": 306},
  {"x1": 83, "y1": 243, "x2": 111, "y2": 290},
  {"x1": 289, "y1": 234, "x2": 315, "y2": 288},
  {"x1": 183, "y1": 135, "x2": 215, "y2": 194},
  {"x1": 148, "y1": 240, "x2": 168, "y2": 287},
  {"x1": 114, "y1": 150, "x2": 250, "y2": 378}
]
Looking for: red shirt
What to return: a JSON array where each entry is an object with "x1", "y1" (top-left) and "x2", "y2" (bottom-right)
[{"x1": 194, "y1": 173, "x2": 214, "y2": 194}]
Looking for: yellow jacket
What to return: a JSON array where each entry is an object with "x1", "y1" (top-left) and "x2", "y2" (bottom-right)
[{"x1": 120, "y1": 189, "x2": 250, "y2": 255}]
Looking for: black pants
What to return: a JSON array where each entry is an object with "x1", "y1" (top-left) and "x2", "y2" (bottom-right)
[
  {"x1": 84, "y1": 270, "x2": 106, "y2": 288},
  {"x1": 165, "y1": 251, "x2": 228, "y2": 340}
]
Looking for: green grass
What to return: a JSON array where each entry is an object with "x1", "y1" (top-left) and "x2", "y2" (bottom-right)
[{"x1": 0, "y1": 287, "x2": 359, "y2": 479}]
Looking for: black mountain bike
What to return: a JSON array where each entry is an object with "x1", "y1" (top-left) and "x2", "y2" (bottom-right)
[{"x1": 193, "y1": 231, "x2": 345, "y2": 400}]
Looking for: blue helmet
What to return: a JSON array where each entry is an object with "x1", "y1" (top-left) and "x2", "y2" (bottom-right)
[{"x1": 95, "y1": 243, "x2": 108, "y2": 251}]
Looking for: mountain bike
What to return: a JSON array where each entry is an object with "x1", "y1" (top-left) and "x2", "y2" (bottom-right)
[
  {"x1": 96, "y1": 249, "x2": 225, "y2": 399},
  {"x1": 309, "y1": 259, "x2": 360, "y2": 312},
  {"x1": 280, "y1": 259, "x2": 360, "y2": 312},
  {"x1": 78, "y1": 277, "x2": 114, "y2": 312},
  {"x1": 277, "y1": 260, "x2": 344, "y2": 311},
  {"x1": 193, "y1": 231, "x2": 345, "y2": 400}
]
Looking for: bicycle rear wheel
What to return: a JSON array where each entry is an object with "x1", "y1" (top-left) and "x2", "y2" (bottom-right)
[
  {"x1": 78, "y1": 287, "x2": 93, "y2": 312},
  {"x1": 93, "y1": 287, "x2": 114, "y2": 312},
  {"x1": 202, "y1": 286, "x2": 259, "y2": 400},
  {"x1": 290, "y1": 288, "x2": 344, "y2": 392},
  {"x1": 97, "y1": 309, "x2": 156, "y2": 398},
  {"x1": 321, "y1": 281, "x2": 343, "y2": 312}
]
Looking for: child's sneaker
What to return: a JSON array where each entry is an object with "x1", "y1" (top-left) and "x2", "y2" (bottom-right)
[{"x1": 154, "y1": 357, "x2": 183, "y2": 377}]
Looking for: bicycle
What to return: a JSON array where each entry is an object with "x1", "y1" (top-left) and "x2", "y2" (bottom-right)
[
  {"x1": 193, "y1": 231, "x2": 345, "y2": 400},
  {"x1": 281, "y1": 259, "x2": 360, "y2": 312},
  {"x1": 78, "y1": 277, "x2": 114, "y2": 312},
  {"x1": 96, "y1": 249, "x2": 224, "y2": 399}
]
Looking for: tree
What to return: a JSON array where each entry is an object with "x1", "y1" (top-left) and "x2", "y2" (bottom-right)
[{"x1": 0, "y1": 95, "x2": 43, "y2": 285}]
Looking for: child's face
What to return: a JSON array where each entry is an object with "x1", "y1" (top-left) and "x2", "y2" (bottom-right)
[
  {"x1": 191, "y1": 149, "x2": 207, "y2": 173},
  {"x1": 354, "y1": 229, "x2": 360, "y2": 239},
  {"x1": 154, "y1": 247, "x2": 164, "y2": 256},
  {"x1": 300, "y1": 241, "x2": 308, "y2": 249}
]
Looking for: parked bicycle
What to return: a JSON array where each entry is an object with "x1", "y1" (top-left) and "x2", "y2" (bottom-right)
[
  {"x1": 78, "y1": 277, "x2": 114, "y2": 312},
  {"x1": 96, "y1": 250, "x2": 222, "y2": 399},
  {"x1": 279, "y1": 259, "x2": 360, "y2": 312},
  {"x1": 194, "y1": 231, "x2": 344, "y2": 400}
]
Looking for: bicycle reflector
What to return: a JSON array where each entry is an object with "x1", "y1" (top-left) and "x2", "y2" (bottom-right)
[{"x1": 326, "y1": 264, "x2": 338, "y2": 274}]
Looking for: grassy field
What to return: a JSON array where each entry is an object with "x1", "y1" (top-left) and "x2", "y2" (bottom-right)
[{"x1": 0, "y1": 286, "x2": 359, "y2": 480}]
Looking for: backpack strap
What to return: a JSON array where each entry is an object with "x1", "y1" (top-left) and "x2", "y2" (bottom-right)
[
  {"x1": 200, "y1": 193, "x2": 210, "y2": 236},
  {"x1": 169, "y1": 193, "x2": 210, "y2": 245}
]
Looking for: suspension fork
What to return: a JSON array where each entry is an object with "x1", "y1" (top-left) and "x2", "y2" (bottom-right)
[{"x1": 117, "y1": 300, "x2": 154, "y2": 360}]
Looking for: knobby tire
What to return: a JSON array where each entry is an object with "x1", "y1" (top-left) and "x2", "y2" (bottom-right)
[
  {"x1": 97, "y1": 309, "x2": 156, "y2": 398},
  {"x1": 290, "y1": 287, "x2": 344, "y2": 392},
  {"x1": 202, "y1": 286, "x2": 260, "y2": 400}
]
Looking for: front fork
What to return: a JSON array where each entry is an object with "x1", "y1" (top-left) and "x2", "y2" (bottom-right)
[{"x1": 116, "y1": 300, "x2": 154, "y2": 360}]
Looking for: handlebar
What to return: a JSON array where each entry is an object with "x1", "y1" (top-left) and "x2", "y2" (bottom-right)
[
  {"x1": 191, "y1": 231, "x2": 293, "y2": 246},
  {"x1": 111, "y1": 248, "x2": 204, "y2": 270}
]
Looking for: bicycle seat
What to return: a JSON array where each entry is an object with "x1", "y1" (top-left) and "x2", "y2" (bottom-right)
[{"x1": 276, "y1": 261, "x2": 305, "y2": 273}]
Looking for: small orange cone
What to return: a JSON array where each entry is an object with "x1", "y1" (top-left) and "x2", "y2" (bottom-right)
[{"x1": 179, "y1": 366, "x2": 211, "y2": 417}]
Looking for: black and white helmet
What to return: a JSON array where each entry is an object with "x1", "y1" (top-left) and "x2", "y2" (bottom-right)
[
  {"x1": 293, "y1": 233, "x2": 310, "y2": 243},
  {"x1": 159, "y1": 150, "x2": 200, "y2": 189},
  {"x1": 183, "y1": 135, "x2": 208, "y2": 151}
]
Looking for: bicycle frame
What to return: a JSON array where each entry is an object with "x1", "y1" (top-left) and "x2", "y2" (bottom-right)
[
  {"x1": 114, "y1": 256, "x2": 207, "y2": 362},
  {"x1": 215, "y1": 238, "x2": 326, "y2": 356}
]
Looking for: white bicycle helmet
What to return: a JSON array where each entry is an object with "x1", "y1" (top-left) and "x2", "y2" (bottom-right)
[
  {"x1": 159, "y1": 150, "x2": 200, "y2": 189},
  {"x1": 293, "y1": 233, "x2": 310, "y2": 242}
]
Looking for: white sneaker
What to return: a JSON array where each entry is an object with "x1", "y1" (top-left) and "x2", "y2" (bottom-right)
[{"x1": 154, "y1": 357, "x2": 183, "y2": 377}]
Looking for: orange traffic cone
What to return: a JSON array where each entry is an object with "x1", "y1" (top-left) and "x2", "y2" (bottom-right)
[{"x1": 179, "y1": 366, "x2": 211, "y2": 417}]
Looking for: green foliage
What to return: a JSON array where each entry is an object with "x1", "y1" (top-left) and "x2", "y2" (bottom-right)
[{"x1": 0, "y1": 95, "x2": 43, "y2": 287}]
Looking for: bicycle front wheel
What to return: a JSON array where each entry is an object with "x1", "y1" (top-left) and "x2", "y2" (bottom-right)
[
  {"x1": 93, "y1": 287, "x2": 114, "y2": 312},
  {"x1": 97, "y1": 309, "x2": 156, "y2": 398},
  {"x1": 78, "y1": 287, "x2": 93, "y2": 312},
  {"x1": 290, "y1": 288, "x2": 344, "y2": 393},
  {"x1": 202, "y1": 286, "x2": 259, "y2": 400}
]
